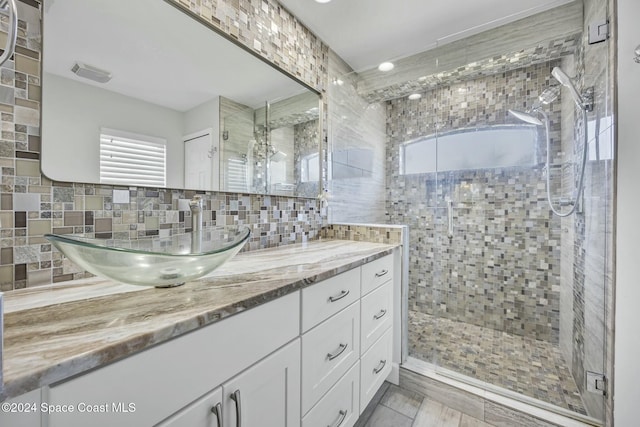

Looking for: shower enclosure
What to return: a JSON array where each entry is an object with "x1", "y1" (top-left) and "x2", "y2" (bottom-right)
[
  {"x1": 326, "y1": 0, "x2": 613, "y2": 423},
  {"x1": 387, "y1": 45, "x2": 610, "y2": 426}
]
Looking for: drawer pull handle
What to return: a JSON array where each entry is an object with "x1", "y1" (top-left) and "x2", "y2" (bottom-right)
[
  {"x1": 327, "y1": 343, "x2": 348, "y2": 361},
  {"x1": 328, "y1": 409, "x2": 347, "y2": 427},
  {"x1": 373, "y1": 359, "x2": 387, "y2": 374},
  {"x1": 328, "y1": 289, "x2": 350, "y2": 302},
  {"x1": 375, "y1": 269, "x2": 389, "y2": 278},
  {"x1": 210, "y1": 402, "x2": 223, "y2": 427},
  {"x1": 230, "y1": 389, "x2": 242, "y2": 427},
  {"x1": 373, "y1": 309, "x2": 387, "y2": 320}
]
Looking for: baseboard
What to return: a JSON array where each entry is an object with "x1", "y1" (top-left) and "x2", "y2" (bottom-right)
[{"x1": 401, "y1": 357, "x2": 602, "y2": 427}]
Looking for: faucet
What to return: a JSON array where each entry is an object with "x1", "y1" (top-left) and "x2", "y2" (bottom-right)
[
  {"x1": 189, "y1": 195, "x2": 204, "y2": 232},
  {"x1": 188, "y1": 196, "x2": 204, "y2": 253}
]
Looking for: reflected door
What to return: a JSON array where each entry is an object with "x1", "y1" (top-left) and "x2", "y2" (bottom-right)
[{"x1": 184, "y1": 130, "x2": 219, "y2": 191}]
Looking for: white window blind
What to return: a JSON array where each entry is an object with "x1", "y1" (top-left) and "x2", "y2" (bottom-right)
[
  {"x1": 226, "y1": 157, "x2": 248, "y2": 192},
  {"x1": 100, "y1": 128, "x2": 166, "y2": 187}
]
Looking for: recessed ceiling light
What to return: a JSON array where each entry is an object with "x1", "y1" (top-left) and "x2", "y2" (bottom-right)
[
  {"x1": 408, "y1": 93, "x2": 422, "y2": 100},
  {"x1": 378, "y1": 62, "x2": 394, "y2": 72},
  {"x1": 314, "y1": 0, "x2": 332, "y2": 3}
]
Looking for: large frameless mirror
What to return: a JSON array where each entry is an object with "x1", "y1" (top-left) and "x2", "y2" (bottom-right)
[{"x1": 41, "y1": 0, "x2": 321, "y2": 198}]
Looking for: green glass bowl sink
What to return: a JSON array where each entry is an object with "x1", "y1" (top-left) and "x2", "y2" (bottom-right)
[{"x1": 45, "y1": 226, "x2": 251, "y2": 287}]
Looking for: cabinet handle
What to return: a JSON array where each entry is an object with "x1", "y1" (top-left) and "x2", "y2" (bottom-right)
[
  {"x1": 327, "y1": 343, "x2": 348, "y2": 361},
  {"x1": 373, "y1": 309, "x2": 387, "y2": 320},
  {"x1": 373, "y1": 359, "x2": 387, "y2": 374},
  {"x1": 375, "y1": 269, "x2": 388, "y2": 278},
  {"x1": 328, "y1": 289, "x2": 349, "y2": 302},
  {"x1": 230, "y1": 390, "x2": 242, "y2": 427},
  {"x1": 210, "y1": 402, "x2": 223, "y2": 427},
  {"x1": 327, "y1": 409, "x2": 347, "y2": 427}
]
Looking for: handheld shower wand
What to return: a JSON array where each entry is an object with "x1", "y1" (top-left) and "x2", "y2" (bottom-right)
[
  {"x1": 551, "y1": 67, "x2": 593, "y2": 111},
  {"x1": 509, "y1": 67, "x2": 590, "y2": 217}
]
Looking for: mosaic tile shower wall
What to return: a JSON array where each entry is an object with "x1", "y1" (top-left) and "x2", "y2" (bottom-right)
[
  {"x1": 386, "y1": 61, "x2": 564, "y2": 343},
  {"x1": 0, "y1": 0, "x2": 328, "y2": 292}
]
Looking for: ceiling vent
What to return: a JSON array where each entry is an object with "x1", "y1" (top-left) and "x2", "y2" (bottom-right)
[{"x1": 71, "y1": 62, "x2": 112, "y2": 83}]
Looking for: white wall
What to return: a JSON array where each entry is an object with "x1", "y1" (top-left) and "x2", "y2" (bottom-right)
[
  {"x1": 41, "y1": 73, "x2": 185, "y2": 188},
  {"x1": 183, "y1": 96, "x2": 220, "y2": 138},
  {"x1": 614, "y1": 0, "x2": 640, "y2": 424}
]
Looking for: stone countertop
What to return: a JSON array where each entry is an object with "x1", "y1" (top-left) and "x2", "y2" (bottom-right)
[{"x1": 0, "y1": 239, "x2": 397, "y2": 401}]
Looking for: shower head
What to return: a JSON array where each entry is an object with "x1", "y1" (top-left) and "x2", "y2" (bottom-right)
[
  {"x1": 538, "y1": 86, "x2": 561, "y2": 105},
  {"x1": 551, "y1": 67, "x2": 584, "y2": 108},
  {"x1": 270, "y1": 150, "x2": 287, "y2": 162},
  {"x1": 508, "y1": 109, "x2": 543, "y2": 126}
]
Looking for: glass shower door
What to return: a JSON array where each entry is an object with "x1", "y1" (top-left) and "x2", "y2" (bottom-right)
[{"x1": 427, "y1": 57, "x2": 609, "y2": 422}]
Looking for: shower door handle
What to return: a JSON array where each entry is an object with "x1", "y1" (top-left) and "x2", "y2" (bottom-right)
[{"x1": 447, "y1": 200, "x2": 453, "y2": 238}]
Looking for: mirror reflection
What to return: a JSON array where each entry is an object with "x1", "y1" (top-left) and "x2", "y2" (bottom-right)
[{"x1": 41, "y1": 0, "x2": 320, "y2": 198}]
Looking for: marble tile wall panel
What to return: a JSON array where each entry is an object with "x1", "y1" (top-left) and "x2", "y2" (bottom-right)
[
  {"x1": 0, "y1": 0, "x2": 328, "y2": 292},
  {"x1": 563, "y1": 0, "x2": 612, "y2": 418},
  {"x1": 399, "y1": 369, "x2": 485, "y2": 420},
  {"x1": 327, "y1": 50, "x2": 387, "y2": 224}
]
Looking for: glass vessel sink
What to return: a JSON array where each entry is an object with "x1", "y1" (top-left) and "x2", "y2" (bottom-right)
[{"x1": 45, "y1": 226, "x2": 251, "y2": 287}]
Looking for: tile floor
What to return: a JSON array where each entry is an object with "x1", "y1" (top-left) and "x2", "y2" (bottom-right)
[
  {"x1": 408, "y1": 310, "x2": 587, "y2": 415},
  {"x1": 356, "y1": 382, "x2": 494, "y2": 427}
]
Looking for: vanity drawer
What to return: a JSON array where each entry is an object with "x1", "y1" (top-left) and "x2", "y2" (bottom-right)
[
  {"x1": 360, "y1": 327, "x2": 392, "y2": 413},
  {"x1": 361, "y1": 280, "x2": 393, "y2": 354},
  {"x1": 48, "y1": 291, "x2": 300, "y2": 427},
  {"x1": 156, "y1": 387, "x2": 222, "y2": 427},
  {"x1": 361, "y1": 255, "x2": 393, "y2": 296},
  {"x1": 302, "y1": 267, "x2": 360, "y2": 332},
  {"x1": 301, "y1": 301, "x2": 360, "y2": 414},
  {"x1": 302, "y1": 361, "x2": 360, "y2": 427}
]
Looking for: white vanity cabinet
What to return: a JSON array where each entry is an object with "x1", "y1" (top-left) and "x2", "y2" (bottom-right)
[
  {"x1": 359, "y1": 256, "x2": 394, "y2": 411},
  {"x1": 158, "y1": 339, "x2": 300, "y2": 427},
  {"x1": 156, "y1": 387, "x2": 223, "y2": 427},
  {"x1": 301, "y1": 253, "x2": 395, "y2": 427},
  {"x1": 48, "y1": 291, "x2": 300, "y2": 427},
  {"x1": 1, "y1": 250, "x2": 398, "y2": 427}
]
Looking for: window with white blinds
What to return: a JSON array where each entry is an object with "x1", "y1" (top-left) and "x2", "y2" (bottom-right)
[
  {"x1": 100, "y1": 128, "x2": 167, "y2": 187},
  {"x1": 226, "y1": 157, "x2": 248, "y2": 192}
]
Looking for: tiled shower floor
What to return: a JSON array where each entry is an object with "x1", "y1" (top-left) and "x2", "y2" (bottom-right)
[{"x1": 408, "y1": 310, "x2": 587, "y2": 415}]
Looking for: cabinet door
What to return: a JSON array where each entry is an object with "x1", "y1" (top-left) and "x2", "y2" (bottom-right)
[
  {"x1": 156, "y1": 387, "x2": 223, "y2": 427},
  {"x1": 223, "y1": 339, "x2": 300, "y2": 427},
  {"x1": 0, "y1": 389, "x2": 41, "y2": 427},
  {"x1": 301, "y1": 301, "x2": 360, "y2": 414},
  {"x1": 360, "y1": 328, "x2": 392, "y2": 412},
  {"x1": 360, "y1": 281, "x2": 393, "y2": 353},
  {"x1": 302, "y1": 361, "x2": 360, "y2": 427}
]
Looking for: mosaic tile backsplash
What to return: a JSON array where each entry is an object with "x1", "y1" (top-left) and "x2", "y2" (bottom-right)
[
  {"x1": 0, "y1": 0, "x2": 328, "y2": 292},
  {"x1": 321, "y1": 223, "x2": 404, "y2": 245},
  {"x1": 386, "y1": 61, "x2": 565, "y2": 343}
]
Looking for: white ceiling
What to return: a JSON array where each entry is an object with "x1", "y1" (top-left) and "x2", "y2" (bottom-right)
[{"x1": 278, "y1": 0, "x2": 575, "y2": 72}]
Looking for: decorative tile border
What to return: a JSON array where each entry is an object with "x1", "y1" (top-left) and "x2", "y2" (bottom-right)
[{"x1": 322, "y1": 223, "x2": 403, "y2": 245}]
